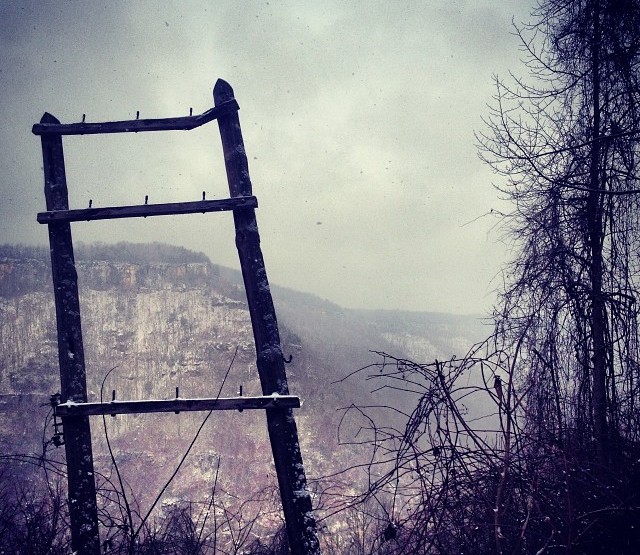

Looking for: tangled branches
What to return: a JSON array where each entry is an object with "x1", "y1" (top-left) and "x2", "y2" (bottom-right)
[{"x1": 331, "y1": 342, "x2": 640, "y2": 554}]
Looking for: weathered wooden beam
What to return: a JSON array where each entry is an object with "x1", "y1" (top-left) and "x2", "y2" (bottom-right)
[
  {"x1": 37, "y1": 196, "x2": 257, "y2": 223},
  {"x1": 55, "y1": 395, "x2": 301, "y2": 417},
  {"x1": 40, "y1": 112, "x2": 100, "y2": 555},
  {"x1": 32, "y1": 99, "x2": 239, "y2": 136},
  {"x1": 214, "y1": 78, "x2": 321, "y2": 555}
]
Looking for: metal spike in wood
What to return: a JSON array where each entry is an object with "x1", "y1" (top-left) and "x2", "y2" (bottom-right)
[
  {"x1": 39, "y1": 112, "x2": 100, "y2": 555},
  {"x1": 213, "y1": 79, "x2": 321, "y2": 555}
]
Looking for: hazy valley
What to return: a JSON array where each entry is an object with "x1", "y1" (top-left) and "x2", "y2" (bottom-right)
[{"x1": 0, "y1": 242, "x2": 487, "y2": 532}]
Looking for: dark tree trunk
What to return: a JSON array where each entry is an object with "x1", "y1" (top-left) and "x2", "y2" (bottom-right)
[{"x1": 586, "y1": 0, "x2": 609, "y2": 468}]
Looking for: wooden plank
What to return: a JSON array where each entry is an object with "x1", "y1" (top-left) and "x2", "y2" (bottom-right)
[
  {"x1": 54, "y1": 395, "x2": 301, "y2": 417},
  {"x1": 214, "y1": 78, "x2": 321, "y2": 555},
  {"x1": 32, "y1": 99, "x2": 239, "y2": 136},
  {"x1": 37, "y1": 196, "x2": 257, "y2": 224},
  {"x1": 40, "y1": 112, "x2": 101, "y2": 555}
]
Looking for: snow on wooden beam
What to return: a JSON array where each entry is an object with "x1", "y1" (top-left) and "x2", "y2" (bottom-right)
[
  {"x1": 54, "y1": 394, "x2": 300, "y2": 417},
  {"x1": 37, "y1": 196, "x2": 257, "y2": 223}
]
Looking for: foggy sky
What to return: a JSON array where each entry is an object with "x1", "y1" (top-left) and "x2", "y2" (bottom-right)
[{"x1": 0, "y1": 1, "x2": 532, "y2": 314}]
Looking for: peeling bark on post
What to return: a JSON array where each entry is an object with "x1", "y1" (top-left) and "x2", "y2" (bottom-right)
[
  {"x1": 214, "y1": 80, "x2": 321, "y2": 555},
  {"x1": 40, "y1": 113, "x2": 100, "y2": 555}
]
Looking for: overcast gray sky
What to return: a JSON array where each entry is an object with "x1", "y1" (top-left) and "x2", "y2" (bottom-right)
[{"x1": 1, "y1": 0, "x2": 532, "y2": 314}]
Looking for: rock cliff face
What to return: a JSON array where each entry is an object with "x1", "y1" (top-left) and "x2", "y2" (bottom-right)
[{"x1": 0, "y1": 244, "x2": 486, "y2": 511}]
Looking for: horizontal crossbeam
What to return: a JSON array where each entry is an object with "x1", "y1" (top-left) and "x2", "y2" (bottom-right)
[
  {"x1": 54, "y1": 395, "x2": 300, "y2": 417},
  {"x1": 32, "y1": 99, "x2": 239, "y2": 136},
  {"x1": 37, "y1": 196, "x2": 257, "y2": 223}
]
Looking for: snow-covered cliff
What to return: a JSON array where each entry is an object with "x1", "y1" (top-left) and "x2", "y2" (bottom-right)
[{"x1": 0, "y1": 244, "x2": 486, "y2": 512}]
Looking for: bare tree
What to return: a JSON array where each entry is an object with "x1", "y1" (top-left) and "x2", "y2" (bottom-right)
[
  {"x1": 327, "y1": 5, "x2": 640, "y2": 551},
  {"x1": 478, "y1": 0, "x2": 640, "y2": 469}
]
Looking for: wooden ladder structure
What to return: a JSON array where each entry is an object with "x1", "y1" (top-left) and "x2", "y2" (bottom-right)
[{"x1": 33, "y1": 79, "x2": 321, "y2": 555}]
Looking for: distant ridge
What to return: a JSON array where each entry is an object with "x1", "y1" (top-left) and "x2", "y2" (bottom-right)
[
  {"x1": 0, "y1": 242, "x2": 209, "y2": 265},
  {"x1": 1, "y1": 242, "x2": 486, "y2": 321}
]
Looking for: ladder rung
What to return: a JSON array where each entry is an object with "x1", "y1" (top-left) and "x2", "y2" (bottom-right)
[
  {"x1": 32, "y1": 99, "x2": 239, "y2": 136},
  {"x1": 37, "y1": 196, "x2": 257, "y2": 224},
  {"x1": 54, "y1": 395, "x2": 300, "y2": 417}
]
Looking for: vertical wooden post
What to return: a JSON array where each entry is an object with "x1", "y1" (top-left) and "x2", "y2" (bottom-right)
[
  {"x1": 214, "y1": 80, "x2": 321, "y2": 555},
  {"x1": 40, "y1": 113, "x2": 100, "y2": 555}
]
